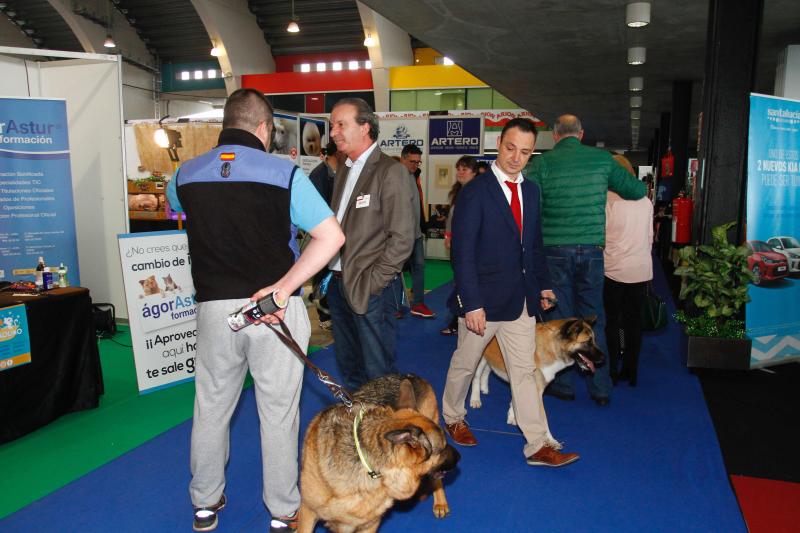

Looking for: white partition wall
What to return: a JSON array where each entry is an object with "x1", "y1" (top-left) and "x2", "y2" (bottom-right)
[{"x1": 0, "y1": 47, "x2": 128, "y2": 318}]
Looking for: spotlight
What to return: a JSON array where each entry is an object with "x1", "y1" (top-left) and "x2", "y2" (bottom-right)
[
  {"x1": 627, "y1": 47, "x2": 646, "y2": 65},
  {"x1": 103, "y1": 35, "x2": 116, "y2": 48},
  {"x1": 363, "y1": 32, "x2": 375, "y2": 47},
  {"x1": 626, "y1": 2, "x2": 651, "y2": 28}
]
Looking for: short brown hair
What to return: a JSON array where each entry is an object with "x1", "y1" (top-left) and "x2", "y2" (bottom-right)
[{"x1": 222, "y1": 88, "x2": 274, "y2": 132}]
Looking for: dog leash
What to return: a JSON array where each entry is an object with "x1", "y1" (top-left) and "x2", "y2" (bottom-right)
[
  {"x1": 264, "y1": 317, "x2": 381, "y2": 478},
  {"x1": 265, "y1": 317, "x2": 354, "y2": 409}
]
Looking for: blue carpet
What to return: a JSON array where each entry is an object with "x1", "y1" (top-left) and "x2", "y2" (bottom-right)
[{"x1": 1, "y1": 261, "x2": 745, "y2": 532}]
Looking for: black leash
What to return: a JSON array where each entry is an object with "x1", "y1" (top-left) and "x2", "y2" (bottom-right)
[{"x1": 265, "y1": 317, "x2": 354, "y2": 409}]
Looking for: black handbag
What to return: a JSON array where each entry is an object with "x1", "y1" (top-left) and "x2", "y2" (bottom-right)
[{"x1": 640, "y1": 284, "x2": 667, "y2": 331}]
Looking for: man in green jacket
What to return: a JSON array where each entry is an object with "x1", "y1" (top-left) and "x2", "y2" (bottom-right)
[{"x1": 528, "y1": 114, "x2": 647, "y2": 406}]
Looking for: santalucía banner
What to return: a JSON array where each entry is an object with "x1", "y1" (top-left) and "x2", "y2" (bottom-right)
[{"x1": 746, "y1": 93, "x2": 800, "y2": 367}]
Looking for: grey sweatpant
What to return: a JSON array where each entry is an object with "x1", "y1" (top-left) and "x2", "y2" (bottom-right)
[{"x1": 189, "y1": 296, "x2": 309, "y2": 517}]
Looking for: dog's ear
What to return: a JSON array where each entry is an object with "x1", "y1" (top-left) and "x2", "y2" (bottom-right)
[
  {"x1": 559, "y1": 319, "x2": 579, "y2": 339},
  {"x1": 396, "y1": 378, "x2": 417, "y2": 409},
  {"x1": 139, "y1": 280, "x2": 145, "y2": 286},
  {"x1": 384, "y1": 425, "x2": 433, "y2": 458},
  {"x1": 384, "y1": 425, "x2": 423, "y2": 445},
  {"x1": 584, "y1": 315, "x2": 598, "y2": 327}
]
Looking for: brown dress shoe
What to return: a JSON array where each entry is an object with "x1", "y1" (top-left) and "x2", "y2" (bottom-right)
[
  {"x1": 526, "y1": 445, "x2": 580, "y2": 467},
  {"x1": 445, "y1": 420, "x2": 477, "y2": 446}
]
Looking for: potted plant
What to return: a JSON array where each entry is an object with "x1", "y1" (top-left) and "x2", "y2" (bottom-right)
[{"x1": 673, "y1": 221, "x2": 754, "y2": 369}]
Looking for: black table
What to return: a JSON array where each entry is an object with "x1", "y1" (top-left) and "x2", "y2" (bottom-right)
[{"x1": 0, "y1": 287, "x2": 103, "y2": 444}]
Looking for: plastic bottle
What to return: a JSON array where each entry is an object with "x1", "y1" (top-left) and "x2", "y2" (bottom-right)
[
  {"x1": 58, "y1": 263, "x2": 67, "y2": 288},
  {"x1": 34, "y1": 256, "x2": 45, "y2": 292}
]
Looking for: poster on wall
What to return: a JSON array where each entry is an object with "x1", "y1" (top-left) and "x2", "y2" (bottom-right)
[
  {"x1": 0, "y1": 304, "x2": 31, "y2": 372},
  {"x1": 270, "y1": 113, "x2": 298, "y2": 164},
  {"x1": 0, "y1": 97, "x2": 80, "y2": 284},
  {"x1": 118, "y1": 230, "x2": 197, "y2": 393},
  {"x1": 745, "y1": 93, "x2": 800, "y2": 368},
  {"x1": 298, "y1": 115, "x2": 328, "y2": 175}
]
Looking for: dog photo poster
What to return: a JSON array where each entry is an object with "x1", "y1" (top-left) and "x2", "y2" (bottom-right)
[{"x1": 118, "y1": 230, "x2": 197, "y2": 393}]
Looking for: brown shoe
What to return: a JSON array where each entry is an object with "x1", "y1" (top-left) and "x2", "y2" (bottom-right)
[
  {"x1": 445, "y1": 420, "x2": 477, "y2": 446},
  {"x1": 526, "y1": 445, "x2": 580, "y2": 467}
]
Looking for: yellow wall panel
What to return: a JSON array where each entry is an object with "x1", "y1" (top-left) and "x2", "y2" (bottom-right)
[{"x1": 389, "y1": 65, "x2": 488, "y2": 89}]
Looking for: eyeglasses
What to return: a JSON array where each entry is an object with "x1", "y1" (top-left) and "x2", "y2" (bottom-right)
[{"x1": 408, "y1": 160, "x2": 422, "y2": 166}]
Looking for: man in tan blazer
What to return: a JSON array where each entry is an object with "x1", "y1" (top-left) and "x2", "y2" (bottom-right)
[{"x1": 326, "y1": 98, "x2": 415, "y2": 390}]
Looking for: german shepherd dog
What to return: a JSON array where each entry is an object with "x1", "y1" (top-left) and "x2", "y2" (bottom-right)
[
  {"x1": 469, "y1": 318, "x2": 605, "y2": 445},
  {"x1": 299, "y1": 374, "x2": 460, "y2": 533}
]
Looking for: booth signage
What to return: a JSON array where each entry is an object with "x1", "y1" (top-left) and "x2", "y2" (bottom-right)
[
  {"x1": 428, "y1": 117, "x2": 481, "y2": 155},
  {"x1": 0, "y1": 304, "x2": 31, "y2": 371},
  {"x1": 746, "y1": 93, "x2": 800, "y2": 368},
  {"x1": 0, "y1": 98, "x2": 80, "y2": 284},
  {"x1": 299, "y1": 115, "x2": 328, "y2": 175},
  {"x1": 118, "y1": 230, "x2": 197, "y2": 393}
]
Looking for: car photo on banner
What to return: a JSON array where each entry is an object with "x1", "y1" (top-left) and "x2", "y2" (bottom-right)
[
  {"x1": 746, "y1": 240, "x2": 789, "y2": 285},
  {"x1": 766, "y1": 235, "x2": 800, "y2": 273}
]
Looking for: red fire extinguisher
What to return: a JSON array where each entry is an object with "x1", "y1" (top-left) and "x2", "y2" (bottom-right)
[
  {"x1": 672, "y1": 196, "x2": 693, "y2": 244},
  {"x1": 661, "y1": 149, "x2": 675, "y2": 178}
]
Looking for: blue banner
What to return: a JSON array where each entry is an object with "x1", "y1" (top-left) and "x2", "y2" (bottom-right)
[
  {"x1": 428, "y1": 117, "x2": 482, "y2": 155},
  {"x1": 0, "y1": 98, "x2": 79, "y2": 285},
  {"x1": 746, "y1": 93, "x2": 800, "y2": 367}
]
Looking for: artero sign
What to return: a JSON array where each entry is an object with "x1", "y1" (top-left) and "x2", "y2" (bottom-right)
[{"x1": 428, "y1": 117, "x2": 482, "y2": 155}]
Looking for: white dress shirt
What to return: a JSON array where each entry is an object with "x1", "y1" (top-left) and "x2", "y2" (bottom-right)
[
  {"x1": 329, "y1": 142, "x2": 379, "y2": 271},
  {"x1": 491, "y1": 161, "x2": 524, "y2": 220}
]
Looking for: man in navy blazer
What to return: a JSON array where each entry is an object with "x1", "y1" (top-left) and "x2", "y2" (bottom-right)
[{"x1": 441, "y1": 118, "x2": 580, "y2": 467}]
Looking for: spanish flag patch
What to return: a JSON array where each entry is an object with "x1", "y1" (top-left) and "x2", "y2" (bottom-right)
[{"x1": 219, "y1": 152, "x2": 236, "y2": 161}]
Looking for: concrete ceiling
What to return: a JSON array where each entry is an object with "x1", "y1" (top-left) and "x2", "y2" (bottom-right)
[{"x1": 362, "y1": 0, "x2": 800, "y2": 150}]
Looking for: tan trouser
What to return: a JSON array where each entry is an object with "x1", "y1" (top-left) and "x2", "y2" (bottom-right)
[{"x1": 442, "y1": 304, "x2": 546, "y2": 457}]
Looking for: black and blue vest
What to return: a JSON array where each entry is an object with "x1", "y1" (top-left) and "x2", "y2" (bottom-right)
[{"x1": 176, "y1": 128, "x2": 299, "y2": 302}]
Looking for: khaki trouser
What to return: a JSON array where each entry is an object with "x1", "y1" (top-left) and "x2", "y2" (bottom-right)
[{"x1": 442, "y1": 304, "x2": 547, "y2": 457}]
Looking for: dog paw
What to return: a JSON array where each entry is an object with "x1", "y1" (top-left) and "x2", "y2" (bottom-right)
[
  {"x1": 432, "y1": 503, "x2": 450, "y2": 519},
  {"x1": 469, "y1": 398, "x2": 482, "y2": 409}
]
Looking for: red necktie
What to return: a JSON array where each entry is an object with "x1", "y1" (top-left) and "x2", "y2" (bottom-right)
[{"x1": 505, "y1": 180, "x2": 522, "y2": 235}]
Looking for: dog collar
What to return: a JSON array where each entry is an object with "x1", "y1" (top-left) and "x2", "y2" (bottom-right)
[{"x1": 353, "y1": 405, "x2": 381, "y2": 479}]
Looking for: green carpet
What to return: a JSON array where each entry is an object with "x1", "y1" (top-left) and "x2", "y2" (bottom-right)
[{"x1": 0, "y1": 259, "x2": 453, "y2": 519}]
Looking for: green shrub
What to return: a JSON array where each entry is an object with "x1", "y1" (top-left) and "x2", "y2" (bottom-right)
[{"x1": 673, "y1": 221, "x2": 754, "y2": 338}]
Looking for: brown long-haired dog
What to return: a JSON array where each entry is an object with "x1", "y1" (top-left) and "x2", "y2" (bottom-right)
[{"x1": 298, "y1": 374, "x2": 460, "y2": 533}]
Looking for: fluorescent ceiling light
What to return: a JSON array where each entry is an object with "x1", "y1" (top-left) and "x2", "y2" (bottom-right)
[
  {"x1": 630, "y1": 96, "x2": 643, "y2": 108},
  {"x1": 300, "y1": 63, "x2": 311, "y2": 73},
  {"x1": 194, "y1": 70, "x2": 203, "y2": 80},
  {"x1": 207, "y1": 69, "x2": 216, "y2": 78},
  {"x1": 626, "y1": 2, "x2": 651, "y2": 28},
  {"x1": 348, "y1": 60, "x2": 359, "y2": 70},
  {"x1": 365, "y1": 60, "x2": 371, "y2": 69},
  {"x1": 316, "y1": 62, "x2": 326, "y2": 72},
  {"x1": 180, "y1": 71, "x2": 190, "y2": 80},
  {"x1": 332, "y1": 61, "x2": 342, "y2": 71},
  {"x1": 629, "y1": 76, "x2": 644, "y2": 91},
  {"x1": 631, "y1": 109, "x2": 642, "y2": 120}
]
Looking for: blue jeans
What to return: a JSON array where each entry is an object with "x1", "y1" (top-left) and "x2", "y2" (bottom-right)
[
  {"x1": 545, "y1": 245, "x2": 612, "y2": 399},
  {"x1": 328, "y1": 274, "x2": 403, "y2": 391},
  {"x1": 410, "y1": 237, "x2": 425, "y2": 306}
]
